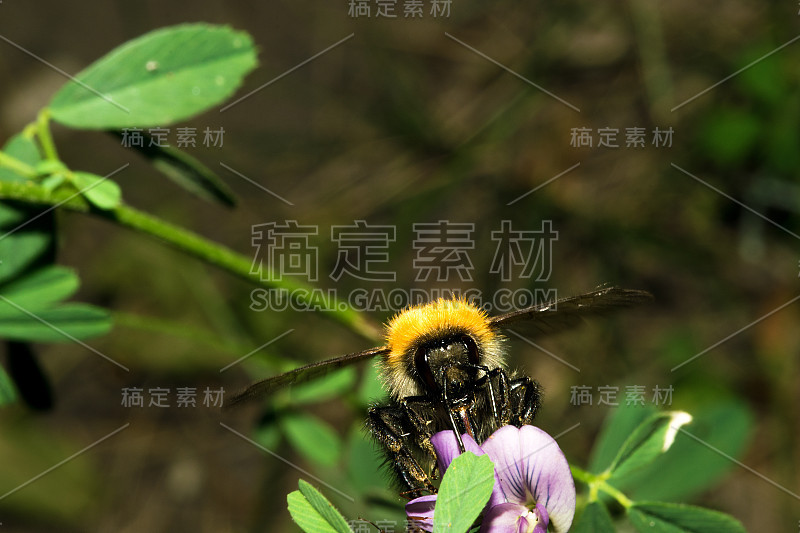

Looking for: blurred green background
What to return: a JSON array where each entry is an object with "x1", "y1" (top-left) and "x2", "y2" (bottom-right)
[{"x1": 1, "y1": 1, "x2": 798, "y2": 531}]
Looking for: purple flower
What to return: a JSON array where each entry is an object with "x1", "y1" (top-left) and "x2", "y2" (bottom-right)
[
  {"x1": 406, "y1": 426, "x2": 575, "y2": 533},
  {"x1": 482, "y1": 502, "x2": 549, "y2": 533},
  {"x1": 479, "y1": 425, "x2": 575, "y2": 532}
]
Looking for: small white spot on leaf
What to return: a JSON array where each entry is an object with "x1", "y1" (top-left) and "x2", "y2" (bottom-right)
[{"x1": 663, "y1": 411, "x2": 692, "y2": 452}]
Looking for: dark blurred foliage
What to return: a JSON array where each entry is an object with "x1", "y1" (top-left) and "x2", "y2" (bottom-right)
[{"x1": 0, "y1": 1, "x2": 798, "y2": 531}]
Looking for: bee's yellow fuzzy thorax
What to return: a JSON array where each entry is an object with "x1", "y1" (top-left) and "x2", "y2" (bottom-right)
[
  {"x1": 385, "y1": 297, "x2": 497, "y2": 368},
  {"x1": 378, "y1": 296, "x2": 505, "y2": 398}
]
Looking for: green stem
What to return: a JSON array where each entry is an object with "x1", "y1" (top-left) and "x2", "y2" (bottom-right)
[
  {"x1": 112, "y1": 310, "x2": 298, "y2": 370},
  {"x1": 569, "y1": 464, "x2": 595, "y2": 484},
  {"x1": 0, "y1": 152, "x2": 37, "y2": 178},
  {"x1": 113, "y1": 311, "x2": 242, "y2": 355},
  {"x1": 36, "y1": 109, "x2": 59, "y2": 161},
  {"x1": 598, "y1": 480, "x2": 633, "y2": 509},
  {"x1": 0, "y1": 180, "x2": 381, "y2": 341},
  {"x1": 569, "y1": 465, "x2": 633, "y2": 508}
]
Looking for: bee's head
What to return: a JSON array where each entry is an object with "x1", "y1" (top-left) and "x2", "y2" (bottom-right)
[
  {"x1": 380, "y1": 297, "x2": 505, "y2": 399},
  {"x1": 412, "y1": 334, "x2": 481, "y2": 400}
]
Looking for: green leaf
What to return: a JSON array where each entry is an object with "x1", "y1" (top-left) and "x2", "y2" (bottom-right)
[
  {"x1": 7, "y1": 135, "x2": 42, "y2": 164},
  {"x1": 0, "y1": 209, "x2": 55, "y2": 284},
  {"x1": 40, "y1": 173, "x2": 66, "y2": 191},
  {"x1": 0, "y1": 303, "x2": 111, "y2": 342},
  {"x1": 281, "y1": 412, "x2": 342, "y2": 467},
  {"x1": 286, "y1": 480, "x2": 352, "y2": 533},
  {"x1": 627, "y1": 501, "x2": 746, "y2": 533},
  {"x1": 298, "y1": 480, "x2": 353, "y2": 533},
  {"x1": 607, "y1": 411, "x2": 693, "y2": 480},
  {"x1": 590, "y1": 403, "x2": 657, "y2": 474},
  {"x1": 287, "y1": 491, "x2": 337, "y2": 533},
  {"x1": 434, "y1": 452, "x2": 495, "y2": 533},
  {"x1": 253, "y1": 420, "x2": 282, "y2": 451},
  {"x1": 290, "y1": 367, "x2": 357, "y2": 405},
  {"x1": 0, "y1": 135, "x2": 41, "y2": 183},
  {"x1": 345, "y1": 425, "x2": 385, "y2": 491},
  {"x1": 0, "y1": 363, "x2": 18, "y2": 406},
  {"x1": 571, "y1": 501, "x2": 616, "y2": 533},
  {"x1": 357, "y1": 359, "x2": 388, "y2": 407},
  {"x1": 0, "y1": 134, "x2": 54, "y2": 285},
  {"x1": 0, "y1": 266, "x2": 111, "y2": 343},
  {"x1": 50, "y1": 24, "x2": 257, "y2": 129},
  {"x1": 0, "y1": 424, "x2": 102, "y2": 523},
  {"x1": 70, "y1": 171, "x2": 122, "y2": 210},
  {"x1": 613, "y1": 401, "x2": 754, "y2": 502},
  {"x1": 0, "y1": 266, "x2": 79, "y2": 309},
  {"x1": 734, "y1": 46, "x2": 786, "y2": 107},
  {"x1": 699, "y1": 108, "x2": 760, "y2": 168},
  {"x1": 765, "y1": 108, "x2": 800, "y2": 175},
  {"x1": 113, "y1": 132, "x2": 237, "y2": 207},
  {"x1": 34, "y1": 160, "x2": 68, "y2": 176}
]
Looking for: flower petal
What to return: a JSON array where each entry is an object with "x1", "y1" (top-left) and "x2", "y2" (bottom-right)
[
  {"x1": 426, "y1": 430, "x2": 506, "y2": 511},
  {"x1": 516, "y1": 426, "x2": 574, "y2": 532},
  {"x1": 532, "y1": 503, "x2": 549, "y2": 533},
  {"x1": 405, "y1": 494, "x2": 437, "y2": 532},
  {"x1": 480, "y1": 425, "x2": 576, "y2": 532},
  {"x1": 430, "y1": 430, "x2": 483, "y2": 474},
  {"x1": 431, "y1": 430, "x2": 506, "y2": 508},
  {"x1": 480, "y1": 426, "x2": 527, "y2": 502},
  {"x1": 479, "y1": 502, "x2": 548, "y2": 533}
]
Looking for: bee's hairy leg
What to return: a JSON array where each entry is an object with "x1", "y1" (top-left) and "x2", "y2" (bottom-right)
[
  {"x1": 481, "y1": 367, "x2": 513, "y2": 426},
  {"x1": 508, "y1": 375, "x2": 542, "y2": 426},
  {"x1": 401, "y1": 397, "x2": 440, "y2": 465},
  {"x1": 366, "y1": 403, "x2": 436, "y2": 496}
]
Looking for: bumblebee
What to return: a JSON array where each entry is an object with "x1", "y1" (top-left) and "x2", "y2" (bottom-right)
[{"x1": 226, "y1": 287, "x2": 651, "y2": 496}]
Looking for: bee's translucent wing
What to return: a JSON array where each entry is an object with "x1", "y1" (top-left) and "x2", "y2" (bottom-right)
[
  {"x1": 490, "y1": 287, "x2": 652, "y2": 337},
  {"x1": 224, "y1": 345, "x2": 389, "y2": 409}
]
